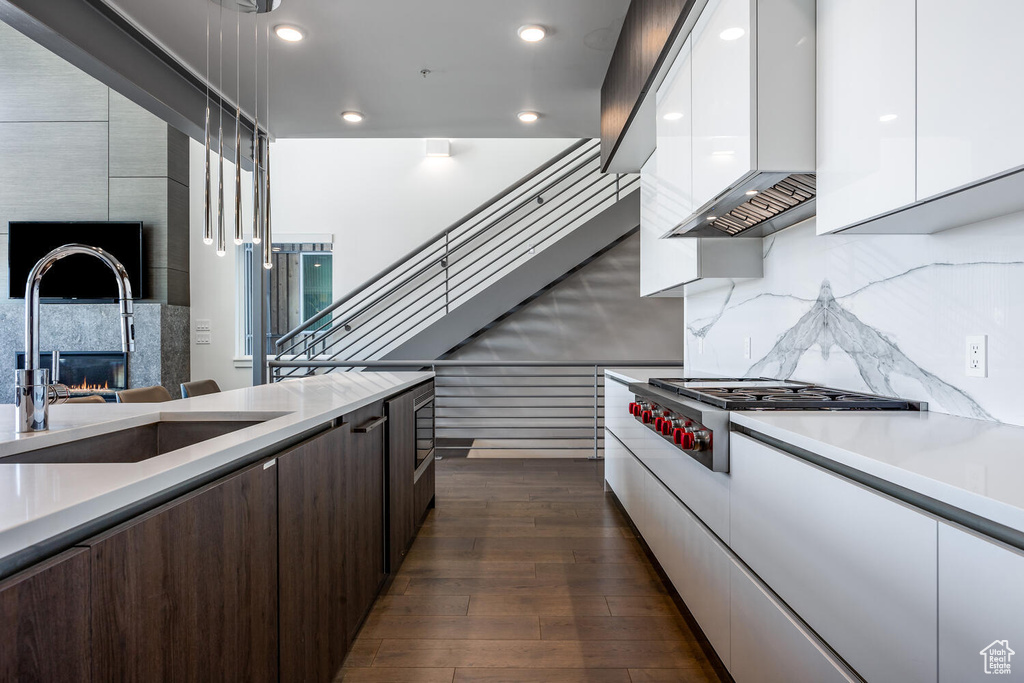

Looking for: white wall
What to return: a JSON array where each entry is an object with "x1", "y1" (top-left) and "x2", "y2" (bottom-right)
[
  {"x1": 189, "y1": 137, "x2": 575, "y2": 390},
  {"x1": 684, "y1": 214, "x2": 1024, "y2": 426},
  {"x1": 270, "y1": 138, "x2": 575, "y2": 301}
]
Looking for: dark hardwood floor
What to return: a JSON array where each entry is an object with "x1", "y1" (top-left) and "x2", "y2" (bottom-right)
[{"x1": 337, "y1": 457, "x2": 724, "y2": 683}]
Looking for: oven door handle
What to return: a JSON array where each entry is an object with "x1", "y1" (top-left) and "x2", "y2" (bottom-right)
[{"x1": 413, "y1": 395, "x2": 434, "y2": 412}]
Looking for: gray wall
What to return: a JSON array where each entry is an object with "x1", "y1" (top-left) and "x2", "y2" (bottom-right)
[
  {"x1": 446, "y1": 232, "x2": 684, "y2": 362},
  {"x1": 438, "y1": 233, "x2": 683, "y2": 457},
  {"x1": 0, "y1": 20, "x2": 190, "y2": 398},
  {"x1": 0, "y1": 21, "x2": 189, "y2": 305}
]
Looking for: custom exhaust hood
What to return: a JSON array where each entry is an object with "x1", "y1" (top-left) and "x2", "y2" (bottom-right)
[
  {"x1": 674, "y1": 173, "x2": 817, "y2": 238},
  {"x1": 645, "y1": 0, "x2": 817, "y2": 240}
]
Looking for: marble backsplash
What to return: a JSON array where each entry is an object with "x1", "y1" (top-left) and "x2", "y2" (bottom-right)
[{"x1": 684, "y1": 211, "x2": 1024, "y2": 425}]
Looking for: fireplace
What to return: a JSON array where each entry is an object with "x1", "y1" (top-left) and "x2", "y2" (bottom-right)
[{"x1": 16, "y1": 351, "x2": 128, "y2": 402}]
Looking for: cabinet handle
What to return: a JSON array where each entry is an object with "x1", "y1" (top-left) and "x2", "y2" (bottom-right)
[
  {"x1": 413, "y1": 395, "x2": 434, "y2": 412},
  {"x1": 354, "y1": 415, "x2": 387, "y2": 433}
]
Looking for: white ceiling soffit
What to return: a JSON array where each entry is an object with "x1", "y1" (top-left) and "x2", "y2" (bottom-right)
[{"x1": 101, "y1": 0, "x2": 630, "y2": 139}]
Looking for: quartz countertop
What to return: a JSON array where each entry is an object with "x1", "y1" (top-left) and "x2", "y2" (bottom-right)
[
  {"x1": 731, "y1": 410, "x2": 1024, "y2": 535},
  {"x1": 605, "y1": 368, "x2": 1024, "y2": 536},
  {"x1": 0, "y1": 371, "x2": 432, "y2": 572}
]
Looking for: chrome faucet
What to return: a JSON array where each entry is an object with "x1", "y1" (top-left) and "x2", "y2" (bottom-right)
[{"x1": 16, "y1": 244, "x2": 135, "y2": 433}]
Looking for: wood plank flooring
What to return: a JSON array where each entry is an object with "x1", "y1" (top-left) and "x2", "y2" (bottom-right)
[{"x1": 337, "y1": 458, "x2": 724, "y2": 683}]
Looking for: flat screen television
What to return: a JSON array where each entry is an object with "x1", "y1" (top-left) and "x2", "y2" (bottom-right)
[{"x1": 8, "y1": 221, "x2": 144, "y2": 300}]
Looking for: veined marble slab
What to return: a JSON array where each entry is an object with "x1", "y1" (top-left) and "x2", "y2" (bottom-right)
[{"x1": 684, "y1": 213, "x2": 1024, "y2": 426}]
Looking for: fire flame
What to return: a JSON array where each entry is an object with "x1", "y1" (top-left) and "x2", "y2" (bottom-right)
[{"x1": 68, "y1": 377, "x2": 111, "y2": 392}]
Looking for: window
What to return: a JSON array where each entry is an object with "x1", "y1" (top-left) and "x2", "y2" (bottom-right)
[{"x1": 240, "y1": 241, "x2": 333, "y2": 357}]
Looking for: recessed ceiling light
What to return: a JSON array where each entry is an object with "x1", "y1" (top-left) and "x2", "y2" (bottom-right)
[
  {"x1": 711, "y1": 150, "x2": 735, "y2": 156},
  {"x1": 662, "y1": 112, "x2": 684, "y2": 121},
  {"x1": 274, "y1": 25, "x2": 304, "y2": 42},
  {"x1": 518, "y1": 25, "x2": 546, "y2": 42},
  {"x1": 517, "y1": 111, "x2": 540, "y2": 123},
  {"x1": 745, "y1": 190, "x2": 759, "y2": 196},
  {"x1": 719, "y1": 27, "x2": 745, "y2": 41},
  {"x1": 879, "y1": 113, "x2": 899, "y2": 122},
  {"x1": 341, "y1": 111, "x2": 364, "y2": 123}
]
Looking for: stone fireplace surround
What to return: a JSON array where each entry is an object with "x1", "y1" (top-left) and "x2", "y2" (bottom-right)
[{"x1": 0, "y1": 301, "x2": 189, "y2": 403}]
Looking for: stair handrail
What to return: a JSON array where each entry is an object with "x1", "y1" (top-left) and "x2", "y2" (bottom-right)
[
  {"x1": 275, "y1": 138, "x2": 594, "y2": 350},
  {"x1": 276, "y1": 145, "x2": 605, "y2": 358}
]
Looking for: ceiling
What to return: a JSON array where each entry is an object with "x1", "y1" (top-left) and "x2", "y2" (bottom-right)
[{"x1": 101, "y1": 0, "x2": 629, "y2": 139}]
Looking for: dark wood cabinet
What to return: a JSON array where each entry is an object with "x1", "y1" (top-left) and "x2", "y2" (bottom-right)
[
  {"x1": 344, "y1": 401, "x2": 387, "y2": 636},
  {"x1": 386, "y1": 389, "x2": 416, "y2": 572},
  {"x1": 86, "y1": 459, "x2": 279, "y2": 683},
  {"x1": 0, "y1": 547, "x2": 91, "y2": 683},
  {"x1": 4, "y1": 384, "x2": 427, "y2": 683},
  {"x1": 277, "y1": 426, "x2": 350, "y2": 683}
]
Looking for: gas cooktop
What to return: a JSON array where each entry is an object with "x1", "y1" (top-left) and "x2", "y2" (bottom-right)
[{"x1": 648, "y1": 377, "x2": 918, "y2": 411}]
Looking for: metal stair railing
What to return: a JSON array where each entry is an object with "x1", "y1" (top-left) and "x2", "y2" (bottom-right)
[
  {"x1": 267, "y1": 360, "x2": 685, "y2": 459},
  {"x1": 273, "y1": 139, "x2": 639, "y2": 376}
]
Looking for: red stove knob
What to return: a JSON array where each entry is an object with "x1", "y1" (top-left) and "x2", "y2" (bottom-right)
[
  {"x1": 679, "y1": 431, "x2": 696, "y2": 450},
  {"x1": 654, "y1": 417, "x2": 666, "y2": 431},
  {"x1": 641, "y1": 410, "x2": 653, "y2": 424},
  {"x1": 628, "y1": 402, "x2": 638, "y2": 416},
  {"x1": 661, "y1": 419, "x2": 674, "y2": 436}
]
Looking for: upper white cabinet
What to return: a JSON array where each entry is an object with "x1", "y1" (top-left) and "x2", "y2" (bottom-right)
[
  {"x1": 691, "y1": 0, "x2": 753, "y2": 209},
  {"x1": 816, "y1": 0, "x2": 916, "y2": 235},
  {"x1": 938, "y1": 523, "x2": 1024, "y2": 681},
  {"x1": 818, "y1": 0, "x2": 1024, "y2": 234},
  {"x1": 917, "y1": 0, "x2": 1024, "y2": 199}
]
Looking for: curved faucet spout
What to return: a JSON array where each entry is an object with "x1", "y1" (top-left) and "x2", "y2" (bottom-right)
[
  {"x1": 24, "y1": 243, "x2": 135, "y2": 374},
  {"x1": 17, "y1": 244, "x2": 136, "y2": 432}
]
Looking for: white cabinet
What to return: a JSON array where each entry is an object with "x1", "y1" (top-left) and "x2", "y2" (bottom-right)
[
  {"x1": 817, "y1": 0, "x2": 1024, "y2": 234},
  {"x1": 816, "y1": 0, "x2": 916, "y2": 235},
  {"x1": 730, "y1": 558, "x2": 858, "y2": 683},
  {"x1": 938, "y1": 523, "x2": 1024, "y2": 681},
  {"x1": 644, "y1": 470, "x2": 731, "y2": 666},
  {"x1": 654, "y1": 35, "x2": 694, "y2": 222},
  {"x1": 917, "y1": 0, "x2": 1024, "y2": 199},
  {"x1": 603, "y1": 430, "x2": 646, "y2": 533},
  {"x1": 691, "y1": 0, "x2": 753, "y2": 209},
  {"x1": 640, "y1": 151, "x2": 702, "y2": 296},
  {"x1": 730, "y1": 433, "x2": 938, "y2": 683}
]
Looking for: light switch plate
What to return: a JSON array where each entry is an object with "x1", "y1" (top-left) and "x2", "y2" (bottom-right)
[
  {"x1": 196, "y1": 331, "x2": 212, "y2": 345},
  {"x1": 966, "y1": 335, "x2": 987, "y2": 377},
  {"x1": 196, "y1": 319, "x2": 211, "y2": 332}
]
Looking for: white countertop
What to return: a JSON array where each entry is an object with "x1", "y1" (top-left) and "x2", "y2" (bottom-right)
[
  {"x1": 0, "y1": 371, "x2": 432, "y2": 570},
  {"x1": 605, "y1": 368, "x2": 1024, "y2": 536},
  {"x1": 731, "y1": 410, "x2": 1024, "y2": 535}
]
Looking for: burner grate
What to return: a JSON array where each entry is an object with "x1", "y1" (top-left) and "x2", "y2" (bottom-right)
[{"x1": 649, "y1": 378, "x2": 913, "y2": 411}]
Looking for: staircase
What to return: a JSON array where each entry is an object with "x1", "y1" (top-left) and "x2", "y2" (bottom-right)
[{"x1": 272, "y1": 139, "x2": 639, "y2": 378}]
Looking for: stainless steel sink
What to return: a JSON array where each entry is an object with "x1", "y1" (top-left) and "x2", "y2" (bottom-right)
[{"x1": 3, "y1": 419, "x2": 266, "y2": 464}]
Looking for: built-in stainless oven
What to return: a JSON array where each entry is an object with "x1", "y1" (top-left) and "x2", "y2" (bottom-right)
[{"x1": 413, "y1": 383, "x2": 434, "y2": 468}]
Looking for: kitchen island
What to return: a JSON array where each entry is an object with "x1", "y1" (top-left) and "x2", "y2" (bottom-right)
[{"x1": 0, "y1": 371, "x2": 434, "y2": 682}]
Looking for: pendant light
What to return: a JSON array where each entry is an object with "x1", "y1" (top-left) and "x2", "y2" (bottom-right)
[
  {"x1": 251, "y1": 7, "x2": 262, "y2": 246},
  {"x1": 203, "y1": 2, "x2": 213, "y2": 246},
  {"x1": 263, "y1": 19, "x2": 273, "y2": 271},
  {"x1": 234, "y1": 5, "x2": 243, "y2": 246},
  {"x1": 216, "y1": 0, "x2": 226, "y2": 257}
]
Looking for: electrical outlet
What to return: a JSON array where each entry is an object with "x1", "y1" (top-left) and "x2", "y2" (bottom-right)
[
  {"x1": 743, "y1": 337, "x2": 751, "y2": 360},
  {"x1": 196, "y1": 331, "x2": 212, "y2": 345},
  {"x1": 196, "y1": 319, "x2": 211, "y2": 332},
  {"x1": 698, "y1": 338, "x2": 705, "y2": 355},
  {"x1": 966, "y1": 335, "x2": 987, "y2": 377}
]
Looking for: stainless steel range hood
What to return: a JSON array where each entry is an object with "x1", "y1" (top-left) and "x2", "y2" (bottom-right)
[
  {"x1": 672, "y1": 173, "x2": 817, "y2": 238},
  {"x1": 651, "y1": 0, "x2": 816, "y2": 240}
]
